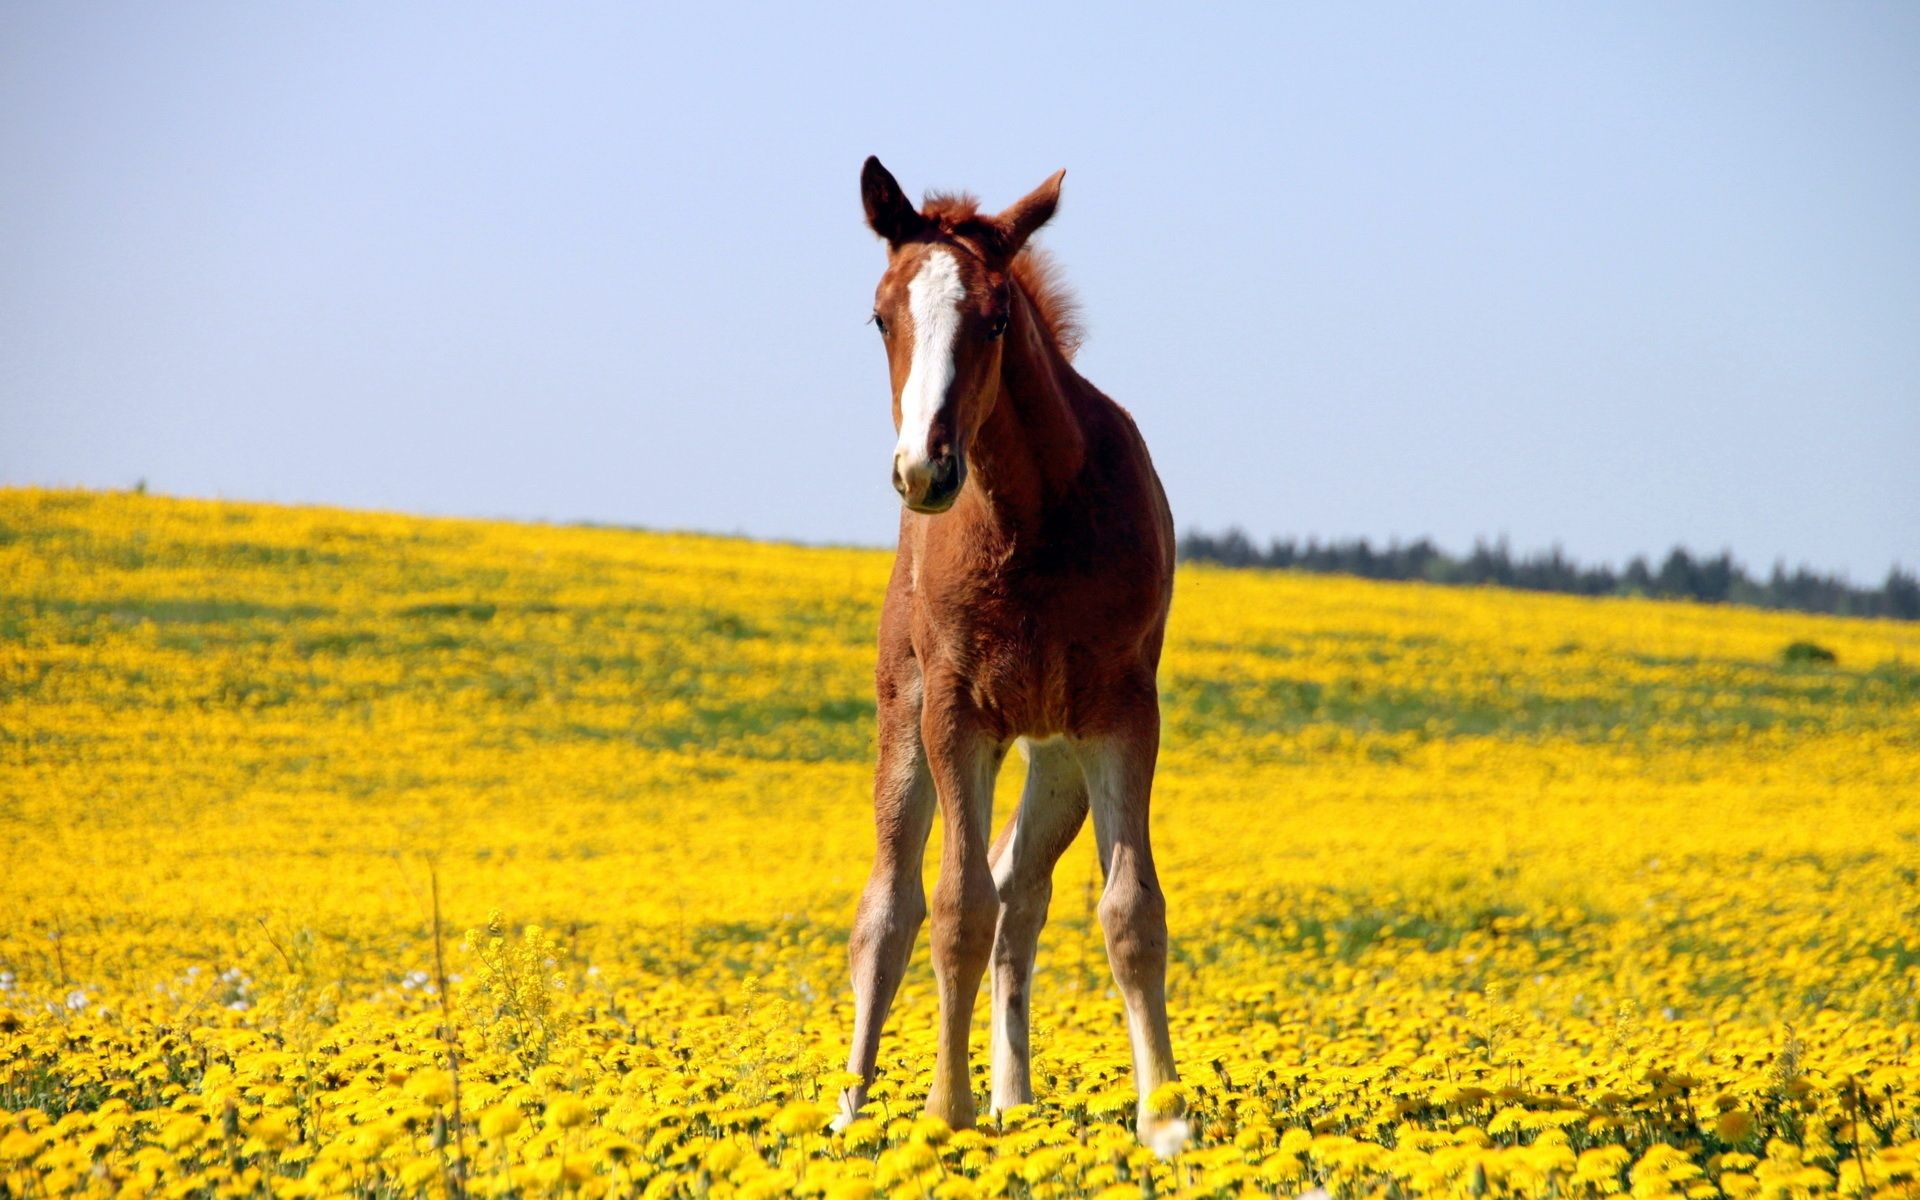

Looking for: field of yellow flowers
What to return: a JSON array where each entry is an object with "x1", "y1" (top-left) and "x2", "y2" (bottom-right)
[{"x1": 3, "y1": 487, "x2": 1918, "y2": 1200}]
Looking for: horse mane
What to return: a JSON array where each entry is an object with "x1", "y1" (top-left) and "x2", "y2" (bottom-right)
[{"x1": 921, "y1": 191, "x2": 1085, "y2": 360}]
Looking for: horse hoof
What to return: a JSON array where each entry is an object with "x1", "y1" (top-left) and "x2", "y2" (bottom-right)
[
  {"x1": 1140, "y1": 1115, "x2": 1190, "y2": 1159},
  {"x1": 923, "y1": 1094, "x2": 976, "y2": 1131}
]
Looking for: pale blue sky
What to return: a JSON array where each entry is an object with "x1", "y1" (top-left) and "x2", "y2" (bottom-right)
[{"x1": 3, "y1": 4, "x2": 1916, "y2": 579}]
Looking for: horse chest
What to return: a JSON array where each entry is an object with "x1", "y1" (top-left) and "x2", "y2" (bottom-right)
[{"x1": 910, "y1": 563, "x2": 1147, "y2": 736}]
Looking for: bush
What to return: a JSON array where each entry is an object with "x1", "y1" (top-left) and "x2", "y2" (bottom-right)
[{"x1": 1780, "y1": 640, "x2": 1837, "y2": 666}]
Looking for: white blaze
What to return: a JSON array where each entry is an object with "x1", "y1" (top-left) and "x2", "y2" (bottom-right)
[{"x1": 896, "y1": 247, "x2": 965, "y2": 465}]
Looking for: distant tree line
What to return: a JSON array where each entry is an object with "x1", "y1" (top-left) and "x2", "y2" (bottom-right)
[{"x1": 1178, "y1": 530, "x2": 1920, "y2": 621}]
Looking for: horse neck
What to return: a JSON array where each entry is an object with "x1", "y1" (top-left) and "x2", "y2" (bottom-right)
[{"x1": 963, "y1": 286, "x2": 1088, "y2": 526}]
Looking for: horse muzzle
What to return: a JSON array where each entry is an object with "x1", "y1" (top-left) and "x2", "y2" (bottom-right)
[{"x1": 893, "y1": 449, "x2": 964, "y2": 514}]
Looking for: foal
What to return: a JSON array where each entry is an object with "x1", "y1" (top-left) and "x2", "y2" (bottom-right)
[{"x1": 838, "y1": 158, "x2": 1185, "y2": 1155}]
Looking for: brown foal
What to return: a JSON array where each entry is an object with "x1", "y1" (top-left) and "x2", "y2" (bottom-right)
[{"x1": 838, "y1": 158, "x2": 1185, "y2": 1155}]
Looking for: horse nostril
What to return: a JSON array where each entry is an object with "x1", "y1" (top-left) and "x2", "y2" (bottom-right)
[{"x1": 891, "y1": 465, "x2": 906, "y2": 496}]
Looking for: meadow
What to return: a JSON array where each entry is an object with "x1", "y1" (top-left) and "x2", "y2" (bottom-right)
[{"x1": 2, "y1": 487, "x2": 1918, "y2": 1200}]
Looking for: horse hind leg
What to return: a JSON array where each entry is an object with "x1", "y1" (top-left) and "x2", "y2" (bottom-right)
[
  {"x1": 987, "y1": 737, "x2": 1089, "y2": 1114},
  {"x1": 1074, "y1": 719, "x2": 1186, "y2": 1158}
]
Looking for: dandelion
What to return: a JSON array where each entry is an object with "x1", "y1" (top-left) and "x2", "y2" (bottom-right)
[
  {"x1": 1716, "y1": 1110, "x2": 1757, "y2": 1144},
  {"x1": 479, "y1": 1105, "x2": 524, "y2": 1140},
  {"x1": 773, "y1": 1100, "x2": 832, "y2": 1137},
  {"x1": 246, "y1": 1113, "x2": 294, "y2": 1149},
  {"x1": 909, "y1": 1114, "x2": 953, "y2": 1145},
  {"x1": 702, "y1": 1141, "x2": 745, "y2": 1175},
  {"x1": 838, "y1": 1118, "x2": 884, "y2": 1151},
  {"x1": 545, "y1": 1097, "x2": 593, "y2": 1129},
  {"x1": 1145, "y1": 1081, "x2": 1189, "y2": 1118}
]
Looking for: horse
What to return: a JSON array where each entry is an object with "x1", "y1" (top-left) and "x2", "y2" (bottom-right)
[{"x1": 837, "y1": 157, "x2": 1186, "y2": 1155}]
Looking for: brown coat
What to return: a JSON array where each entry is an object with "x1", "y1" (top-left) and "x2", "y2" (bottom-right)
[{"x1": 840, "y1": 158, "x2": 1186, "y2": 1156}]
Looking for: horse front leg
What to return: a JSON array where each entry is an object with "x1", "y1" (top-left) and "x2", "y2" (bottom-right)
[
  {"x1": 839, "y1": 668, "x2": 936, "y2": 1128},
  {"x1": 922, "y1": 697, "x2": 1003, "y2": 1129}
]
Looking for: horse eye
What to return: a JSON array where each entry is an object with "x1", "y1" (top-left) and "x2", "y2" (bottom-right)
[
  {"x1": 871, "y1": 313, "x2": 888, "y2": 336},
  {"x1": 986, "y1": 314, "x2": 1008, "y2": 340}
]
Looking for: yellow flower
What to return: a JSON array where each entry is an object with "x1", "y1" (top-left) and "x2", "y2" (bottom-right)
[
  {"x1": 399, "y1": 1160, "x2": 444, "y2": 1191},
  {"x1": 246, "y1": 1112, "x2": 294, "y2": 1149},
  {"x1": 1715, "y1": 1109, "x2": 1756, "y2": 1143},
  {"x1": 545, "y1": 1097, "x2": 593, "y2": 1129},
  {"x1": 1146, "y1": 1081, "x2": 1189, "y2": 1117},
  {"x1": 479, "y1": 1105, "x2": 524, "y2": 1140},
  {"x1": 910, "y1": 1114, "x2": 952, "y2": 1144},
  {"x1": 702, "y1": 1140, "x2": 745, "y2": 1175},
  {"x1": 772, "y1": 1100, "x2": 831, "y2": 1137},
  {"x1": 838, "y1": 1118, "x2": 883, "y2": 1151},
  {"x1": 932, "y1": 1178, "x2": 982, "y2": 1200},
  {"x1": 404, "y1": 1069, "x2": 454, "y2": 1106}
]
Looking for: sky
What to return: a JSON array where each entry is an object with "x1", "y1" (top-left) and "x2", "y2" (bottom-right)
[{"x1": 2, "y1": 4, "x2": 1916, "y2": 581}]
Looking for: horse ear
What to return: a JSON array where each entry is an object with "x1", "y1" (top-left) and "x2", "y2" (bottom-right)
[
  {"x1": 996, "y1": 168, "x2": 1065, "y2": 256},
  {"x1": 862, "y1": 156, "x2": 928, "y2": 247}
]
